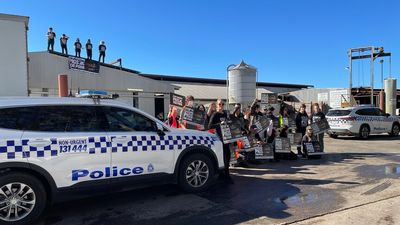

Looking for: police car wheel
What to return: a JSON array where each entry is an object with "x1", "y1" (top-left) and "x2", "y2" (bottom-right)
[
  {"x1": 0, "y1": 172, "x2": 46, "y2": 225},
  {"x1": 179, "y1": 153, "x2": 214, "y2": 193},
  {"x1": 359, "y1": 125, "x2": 370, "y2": 139},
  {"x1": 390, "y1": 124, "x2": 400, "y2": 136}
]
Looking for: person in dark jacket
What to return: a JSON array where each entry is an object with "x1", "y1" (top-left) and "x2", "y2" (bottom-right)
[
  {"x1": 98, "y1": 41, "x2": 106, "y2": 63},
  {"x1": 86, "y1": 39, "x2": 93, "y2": 60},
  {"x1": 208, "y1": 99, "x2": 233, "y2": 183},
  {"x1": 47, "y1": 27, "x2": 56, "y2": 51},
  {"x1": 296, "y1": 104, "x2": 309, "y2": 136},
  {"x1": 60, "y1": 34, "x2": 69, "y2": 55},
  {"x1": 74, "y1": 38, "x2": 82, "y2": 57},
  {"x1": 310, "y1": 103, "x2": 326, "y2": 151}
]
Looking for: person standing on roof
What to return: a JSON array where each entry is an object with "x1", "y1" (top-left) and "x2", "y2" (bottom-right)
[
  {"x1": 74, "y1": 38, "x2": 82, "y2": 57},
  {"x1": 47, "y1": 27, "x2": 56, "y2": 52},
  {"x1": 86, "y1": 39, "x2": 93, "y2": 60},
  {"x1": 60, "y1": 34, "x2": 69, "y2": 55},
  {"x1": 98, "y1": 41, "x2": 106, "y2": 63}
]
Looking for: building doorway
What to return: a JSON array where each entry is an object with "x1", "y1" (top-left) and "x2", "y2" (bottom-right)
[{"x1": 154, "y1": 97, "x2": 165, "y2": 120}]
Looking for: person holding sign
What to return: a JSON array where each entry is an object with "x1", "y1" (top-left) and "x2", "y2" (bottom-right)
[
  {"x1": 301, "y1": 126, "x2": 318, "y2": 157},
  {"x1": 74, "y1": 38, "x2": 82, "y2": 57},
  {"x1": 209, "y1": 99, "x2": 233, "y2": 183},
  {"x1": 311, "y1": 103, "x2": 326, "y2": 151},
  {"x1": 98, "y1": 41, "x2": 106, "y2": 63},
  {"x1": 85, "y1": 39, "x2": 93, "y2": 60},
  {"x1": 60, "y1": 34, "x2": 69, "y2": 55},
  {"x1": 46, "y1": 27, "x2": 56, "y2": 52},
  {"x1": 296, "y1": 104, "x2": 309, "y2": 136}
]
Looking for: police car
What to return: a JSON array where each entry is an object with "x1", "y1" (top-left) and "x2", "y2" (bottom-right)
[
  {"x1": 0, "y1": 92, "x2": 224, "y2": 225},
  {"x1": 326, "y1": 105, "x2": 400, "y2": 139}
]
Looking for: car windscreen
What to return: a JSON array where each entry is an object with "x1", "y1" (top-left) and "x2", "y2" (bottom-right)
[{"x1": 326, "y1": 110, "x2": 351, "y2": 117}]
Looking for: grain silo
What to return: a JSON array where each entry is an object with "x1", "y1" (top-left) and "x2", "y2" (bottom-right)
[
  {"x1": 228, "y1": 60, "x2": 257, "y2": 107},
  {"x1": 384, "y1": 78, "x2": 397, "y2": 115}
]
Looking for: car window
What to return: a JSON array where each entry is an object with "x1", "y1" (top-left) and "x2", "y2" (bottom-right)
[
  {"x1": 355, "y1": 108, "x2": 377, "y2": 116},
  {"x1": 375, "y1": 108, "x2": 385, "y2": 116},
  {"x1": 66, "y1": 106, "x2": 108, "y2": 132},
  {"x1": 103, "y1": 107, "x2": 157, "y2": 132},
  {"x1": 326, "y1": 110, "x2": 351, "y2": 117},
  {"x1": 0, "y1": 107, "x2": 37, "y2": 130}
]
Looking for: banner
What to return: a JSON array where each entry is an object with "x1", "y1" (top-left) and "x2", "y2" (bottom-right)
[
  {"x1": 310, "y1": 119, "x2": 330, "y2": 134},
  {"x1": 255, "y1": 144, "x2": 274, "y2": 159},
  {"x1": 304, "y1": 141, "x2": 323, "y2": 155},
  {"x1": 221, "y1": 121, "x2": 244, "y2": 144},
  {"x1": 275, "y1": 137, "x2": 291, "y2": 153},
  {"x1": 68, "y1": 56, "x2": 100, "y2": 73}
]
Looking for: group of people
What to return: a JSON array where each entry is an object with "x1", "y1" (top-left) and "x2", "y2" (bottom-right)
[
  {"x1": 165, "y1": 96, "x2": 326, "y2": 184},
  {"x1": 46, "y1": 27, "x2": 107, "y2": 63}
]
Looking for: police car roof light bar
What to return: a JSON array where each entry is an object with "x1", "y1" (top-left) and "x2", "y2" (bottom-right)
[{"x1": 76, "y1": 90, "x2": 119, "y2": 99}]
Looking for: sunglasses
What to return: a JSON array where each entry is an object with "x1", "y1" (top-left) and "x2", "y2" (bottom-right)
[{"x1": 218, "y1": 103, "x2": 225, "y2": 106}]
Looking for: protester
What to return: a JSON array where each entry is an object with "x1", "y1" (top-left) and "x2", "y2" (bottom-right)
[
  {"x1": 98, "y1": 41, "x2": 106, "y2": 63},
  {"x1": 230, "y1": 103, "x2": 248, "y2": 134},
  {"x1": 301, "y1": 126, "x2": 318, "y2": 157},
  {"x1": 196, "y1": 104, "x2": 207, "y2": 130},
  {"x1": 296, "y1": 104, "x2": 309, "y2": 136},
  {"x1": 47, "y1": 27, "x2": 56, "y2": 52},
  {"x1": 181, "y1": 95, "x2": 196, "y2": 129},
  {"x1": 60, "y1": 34, "x2": 69, "y2": 55},
  {"x1": 205, "y1": 102, "x2": 216, "y2": 130},
  {"x1": 208, "y1": 99, "x2": 233, "y2": 183},
  {"x1": 266, "y1": 106, "x2": 280, "y2": 128},
  {"x1": 310, "y1": 103, "x2": 326, "y2": 151},
  {"x1": 86, "y1": 39, "x2": 93, "y2": 60},
  {"x1": 167, "y1": 106, "x2": 180, "y2": 128},
  {"x1": 279, "y1": 106, "x2": 291, "y2": 128},
  {"x1": 74, "y1": 38, "x2": 82, "y2": 57},
  {"x1": 156, "y1": 112, "x2": 164, "y2": 121}
]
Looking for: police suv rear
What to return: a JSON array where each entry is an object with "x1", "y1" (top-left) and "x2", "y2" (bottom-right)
[
  {"x1": 0, "y1": 92, "x2": 224, "y2": 225},
  {"x1": 326, "y1": 105, "x2": 400, "y2": 139}
]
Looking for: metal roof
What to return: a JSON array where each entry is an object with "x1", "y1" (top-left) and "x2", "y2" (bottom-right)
[{"x1": 140, "y1": 74, "x2": 313, "y2": 89}]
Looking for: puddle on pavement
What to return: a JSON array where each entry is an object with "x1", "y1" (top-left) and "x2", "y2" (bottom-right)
[
  {"x1": 275, "y1": 190, "x2": 335, "y2": 207},
  {"x1": 355, "y1": 164, "x2": 400, "y2": 179}
]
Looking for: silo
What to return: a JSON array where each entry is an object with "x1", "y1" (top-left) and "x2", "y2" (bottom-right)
[
  {"x1": 228, "y1": 60, "x2": 257, "y2": 107},
  {"x1": 384, "y1": 78, "x2": 397, "y2": 115}
]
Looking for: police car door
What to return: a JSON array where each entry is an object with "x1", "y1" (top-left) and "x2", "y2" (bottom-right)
[
  {"x1": 375, "y1": 108, "x2": 391, "y2": 132},
  {"x1": 103, "y1": 106, "x2": 175, "y2": 181},
  {"x1": 21, "y1": 105, "x2": 111, "y2": 188}
]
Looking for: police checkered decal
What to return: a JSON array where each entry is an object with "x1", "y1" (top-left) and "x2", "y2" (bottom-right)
[
  {"x1": 110, "y1": 135, "x2": 215, "y2": 153},
  {"x1": 0, "y1": 135, "x2": 216, "y2": 159},
  {"x1": 88, "y1": 137, "x2": 110, "y2": 154}
]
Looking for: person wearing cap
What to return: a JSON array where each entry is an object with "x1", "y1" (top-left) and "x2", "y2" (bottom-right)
[
  {"x1": 98, "y1": 41, "x2": 106, "y2": 63},
  {"x1": 86, "y1": 39, "x2": 93, "y2": 60},
  {"x1": 74, "y1": 38, "x2": 82, "y2": 57},
  {"x1": 60, "y1": 34, "x2": 69, "y2": 55},
  {"x1": 47, "y1": 27, "x2": 56, "y2": 51}
]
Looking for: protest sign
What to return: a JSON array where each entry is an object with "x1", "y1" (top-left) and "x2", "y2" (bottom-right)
[
  {"x1": 254, "y1": 116, "x2": 270, "y2": 133},
  {"x1": 255, "y1": 144, "x2": 274, "y2": 159},
  {"x1": 275, "y1": 137, "x2": 291, "y2": 153},
  {"x1": 68, "y1": 56, "x2": 100, "y2": 73},
  {"x1": 304, "y1": 141, "x2": 323, "y2": 155},
  {"x1": 288, "y1": 133, "x2": 303, "y2": 145},
  {"x1": 170, "y1": 93, "x2": 185, "y2": 107},
  {"x1": 180, "y1": 107, "x2": 207, "y2": 130},
  {"x1": 310, "y1": 119, "x2": 330, "y2": 134},
  {"x1": 221, "y1": 121, "x2": 244, "y2": 144}
]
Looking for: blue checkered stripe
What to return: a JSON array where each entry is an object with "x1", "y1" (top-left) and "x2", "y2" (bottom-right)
[
  {"x1": 88, "y1": 136, "x2": 111, "y2": 154},
  {"x1": 110, "y1": 135, "x2": 215, "y2": 153},
  {"x1": 0, "y1": 139, "x2": 58, "y2": 160}
]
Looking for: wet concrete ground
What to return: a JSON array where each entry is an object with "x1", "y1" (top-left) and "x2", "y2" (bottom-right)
[{"x1": 35, "y1": 134, "x2": 400, "y2": 225}]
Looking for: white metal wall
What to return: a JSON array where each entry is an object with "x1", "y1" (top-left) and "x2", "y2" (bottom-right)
[{"x1": 0, "y1": 14, "x2": 29, "y2": 96}]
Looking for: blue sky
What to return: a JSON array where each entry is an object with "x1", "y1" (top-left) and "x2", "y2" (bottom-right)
[{"x1": 1, "y1": 0, "x2": 399, "y2": 88}]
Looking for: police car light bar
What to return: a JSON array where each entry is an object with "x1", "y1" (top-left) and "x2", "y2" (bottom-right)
[{"x1": 76, "y1": 90, "x2": 119, "y2": 99}]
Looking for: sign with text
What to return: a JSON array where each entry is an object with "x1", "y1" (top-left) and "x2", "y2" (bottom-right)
[
  {"x1": 255, "y1": 144, "x2": 274, "y2": 159},
  {"x1": 304, "y1": 141, "x2": 323, "y2": 155},
  {"x1": 221, "y1": 121, "x2": 244, "y2": 144},
  {"x1": 181, "y1": 107, "x2": 206, "y2": 130},
  {"x1": 68, "y1": 56, "x2": 100, "y2": 73},
  {"x1": 170, "y1": 93, "x2": 185, "y2": 107},
  {"x1": 254, "y1": 116, "x2": 270, "y2": 133},
  {"x1": 288, "y1": 133, "x2": 303, "y2": 145},
  {"x1": 275, "y1": 137, "x2": 291, "y2": 153},
  {"x1": 310, "y1": 119, "x2": 330, "y2": 134}
]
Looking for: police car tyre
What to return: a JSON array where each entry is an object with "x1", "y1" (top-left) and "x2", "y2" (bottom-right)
[
  {"x1": 359, "y1": 125, "x2": 370, "y2": 139},
  {"x1": 178, "y1": 153, "x2": 215, "y2": 193},
  {"x1": 0, "y1": 172, "x2": 46, "y2": 225},
  {"x1": 390, "y1": 123, "x2": 400, "y2": 136}
]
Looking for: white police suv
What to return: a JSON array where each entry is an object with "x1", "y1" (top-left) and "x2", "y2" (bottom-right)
[
  {"x1": 0, "y1": 93, "x2": 224, "y2": 225},
  {"x1": 326, "y1": 105, "x2": 400, "y2": 139}
]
